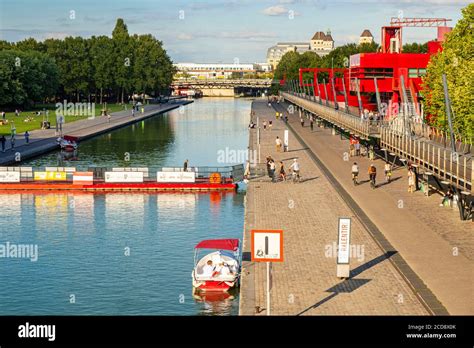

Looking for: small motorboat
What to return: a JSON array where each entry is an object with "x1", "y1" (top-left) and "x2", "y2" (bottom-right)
[
  {"x1": 57, "y1": 135, "x2": 78, "y2": 152},
  {"x1": 192, "y1": 238, "x2": 240, "y2": 292}
]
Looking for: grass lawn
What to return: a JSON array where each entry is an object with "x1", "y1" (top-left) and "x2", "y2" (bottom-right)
[{"x1": 0, "y1": 103, "x2": 126, "y2": 136}]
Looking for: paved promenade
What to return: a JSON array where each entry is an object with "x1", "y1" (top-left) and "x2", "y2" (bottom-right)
[
  {"x1": 239, "y1": 99, "x2": 429, "y2": 315},
  {"x1": 270, "y1": 100, "x2": 473, "y2": 315},
  {"x1": 0, "y1": 100, "x2": 192, "y2": 165}
]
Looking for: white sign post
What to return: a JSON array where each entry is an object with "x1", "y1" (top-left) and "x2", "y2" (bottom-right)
[
  {"x1": 337, "y1": 218, "x2": 351, "y2": 279},
  {"x1": 284, "y1": 130, "x2": 289, "y2": 152},
  {"x1": 251, "y1": 230, "x2": 283, "y2": 316}
]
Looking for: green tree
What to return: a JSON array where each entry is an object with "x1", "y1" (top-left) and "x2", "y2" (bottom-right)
[
  {"x1": 422, "y1": 4, "x2": 474, "y2": 143},
  {"x1": 90, "y1": 35, "x2": 115, "y2": 103},
  {"x1": 403, "y1": 42, "x2": 428, "y2": 53},
  {"x1": 0, "y1": 50, "x2": 59, "y2": 106},
  {"x1": 112, "y1": 18, "x2": 133, "y2": 103},
  {"x1": 15, "y1": 37, "x2": 46, "y2": 52}
]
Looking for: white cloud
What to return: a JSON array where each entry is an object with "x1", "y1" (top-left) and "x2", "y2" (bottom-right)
[
  {"x1": 262, "y1": 5, "x2": 289, "y2": 16},
  {"x1": 177, "y1": 33, "x2": 193, "y2": 40}
]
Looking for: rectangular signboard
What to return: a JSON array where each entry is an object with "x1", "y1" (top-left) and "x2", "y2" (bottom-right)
[
  {"x1": 34, "y1": 171, "x2": 67, "y2": 181},
  {"x1": 251, "y1": 230, "x2": 283, "y2": 262},
  {"x1": 0, "y1": 171, "x2": 20, "y2": 183},
  {"x1": 157, "y1": 171, "x2": 195, "y2": 183},
  {"x1": 337, "y1": 218, "x2": 351, "y2": 264},
  {"x1": 73, "y1": 172, "x2": 94, "y2": 185},
  {"x1": 104, "y1": 171, "x2": 144, "y2": 183}
]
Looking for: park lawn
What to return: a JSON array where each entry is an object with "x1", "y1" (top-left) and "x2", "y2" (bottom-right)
[{"x1": 0, "y1": 103, "x2": 125, "y2": 136}]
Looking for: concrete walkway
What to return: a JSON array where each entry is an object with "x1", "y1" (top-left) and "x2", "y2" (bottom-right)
[
  {"x1": 0, "y1": 100, "x2": 192, "y2": 165},
  {"x1": 239, "y1": 99, "x2": 429, "y2": 315},
  {"x1": 270, "y1": 100, "x2": 473, "y2": 315}
]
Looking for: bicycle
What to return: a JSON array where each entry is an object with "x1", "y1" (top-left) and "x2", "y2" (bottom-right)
[
  {"x1": 291, "y1": 170, "x2": 300, "y2": 183},
  {"x1": 369, "y1": 174, "x2": 376, "y2": 189},
  {"x1": 352, "y1": 172, "x2": 359, "y2": 186}
]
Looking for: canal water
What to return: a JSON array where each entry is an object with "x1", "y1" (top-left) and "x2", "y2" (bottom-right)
[{"x1": 0, "y1": 98, "x2": 251, "y2": 315}]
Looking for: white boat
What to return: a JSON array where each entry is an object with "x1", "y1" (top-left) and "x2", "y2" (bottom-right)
[
  {"x1": 192, "y1": 239, "x2": 240, "y2": 292},
  {"x1": 57, "y1": 136, "x2": 78, "y2": 152}
]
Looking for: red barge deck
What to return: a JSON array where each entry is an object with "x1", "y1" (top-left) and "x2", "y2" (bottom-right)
[{"x1": 0, "y1": 165, "x2": 244, "y2": 192}]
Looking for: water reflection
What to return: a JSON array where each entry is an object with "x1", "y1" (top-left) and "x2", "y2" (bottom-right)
[{"x1": 1, "y1": 98, "x2": 250, "y2": 315}]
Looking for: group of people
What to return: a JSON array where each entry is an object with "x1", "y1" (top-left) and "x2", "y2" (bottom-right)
[
  {"x1": 202, "y1": 259, "x2": 234, "y2": 278},
  {"x1": 266, "y1": 156, "x2": 300, "y2": 183},
  {"x1": 351, "y1": 162, "x2": 393, "y2": 187}
]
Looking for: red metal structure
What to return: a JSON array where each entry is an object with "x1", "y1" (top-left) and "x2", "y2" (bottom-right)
[{"x1": 296, "y1": 17, "x2": 452, "y2": 117}]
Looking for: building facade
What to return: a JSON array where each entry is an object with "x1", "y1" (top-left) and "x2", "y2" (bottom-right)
[
  {"x1": 174, "y1": 63, "x2": 269, "y2": 79},
  {"x1": 359, "y1": 29, "x2": 374, "y2": 45},
  {"x1": 266, "y1": 30, "x2": 334, "y2": 70}
]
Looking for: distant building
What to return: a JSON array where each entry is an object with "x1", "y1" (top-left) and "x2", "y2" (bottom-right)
[
  {"x1": 174, "y1": 63, "x2": 269, "y2": 79},
  {"x1": 310, "y1": 30, "x2": 335, "y2": 52},
  {"x1": 359, "y1": 29, "x2": 374, "y2": 45},
  {"x1": 266, "y1": 42, "x2": 311, "y2": 70},
  {"x1": 266, "y1": 30, "x2": 334, "y2": 70}
]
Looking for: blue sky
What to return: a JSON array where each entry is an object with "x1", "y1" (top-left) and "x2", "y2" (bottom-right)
[{"x1": 0, "y1": 0, "x2": 469, "y2": 63}]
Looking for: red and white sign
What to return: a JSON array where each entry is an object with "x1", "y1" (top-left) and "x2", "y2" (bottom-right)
[
  {"x1": 0, "y1": 171, "x2": 20, "y2": 183},
  {"x1": 251, "y1": 230, "x2": 283, "y2": 262},
  {"x1": 337, "y1": 218, "x2": 351, "y2": 264},
  {"x1": 73, "y1": 172, "x2": 94, "y2": 185},
  {"x1": 105, "y1": 171, "x2": 144, "y2": 183},
  {"x1": 157, "y1": 171, "x2": 195, "y2": 183}
]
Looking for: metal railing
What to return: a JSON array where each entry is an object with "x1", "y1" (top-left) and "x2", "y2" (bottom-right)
[
  {"x1": 281, "y1": 91, "x2": 376, "y2": 138},
  {"x1": 380, "y1": 127, "x2": 473, "y2": 193}
]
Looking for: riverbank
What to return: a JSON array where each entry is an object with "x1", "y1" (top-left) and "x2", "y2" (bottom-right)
[
  {"x1": 0, "y1": 100, "x2": 193, "y2": 166},
  {"x1": 239, "y1": 99, "x2": 431, "y2": 315}
]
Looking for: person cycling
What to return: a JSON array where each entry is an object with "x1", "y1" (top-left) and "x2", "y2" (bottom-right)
[
  {"x1": 368, "y1": 164, "x2": 377, "y2": 188},
  {"x1": 351, "y1": 162, "x2": 359, "y2": 185}
]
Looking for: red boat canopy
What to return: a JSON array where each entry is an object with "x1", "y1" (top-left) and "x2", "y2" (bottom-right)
[{"x1": 195, "y1": 239, "x2": 239, "y2": 251}]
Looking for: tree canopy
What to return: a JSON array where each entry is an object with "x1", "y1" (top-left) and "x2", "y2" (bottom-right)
[
  {"x1": 0, "y1": 18, "x2": 176, "y2": 107},
  {"x1": 422, "y1": 3, "x2": 474, "y2": 143}
]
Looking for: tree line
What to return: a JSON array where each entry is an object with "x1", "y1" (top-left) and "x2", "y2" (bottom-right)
[
  {"x1": 422, "y1": 4, "x2": 473, "y2": 143},
  {"x1": 0, "y1": 18, "x2": 176, "y2": 108}
]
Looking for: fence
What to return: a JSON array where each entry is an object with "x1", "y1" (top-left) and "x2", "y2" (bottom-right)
[
  {"x1": 380, "y1": 127, "x2": 473, "y2": 193},
  {"x1": 281, "y1": 91, "x2": 375, "y2": 138}
]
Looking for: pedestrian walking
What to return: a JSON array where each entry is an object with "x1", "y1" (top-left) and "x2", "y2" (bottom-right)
[
  {"x1": 183, "y1": 159, "x2": 189, "y2": 172},
  {"x1": 24, "y1": 131, "x2": 30, "y2": 145},
  {"x1": 244, "y1": 160, "x2": 251, "y2": 180},
  {"x1": 368, "y1": 145, "x2": 375, "y2": 160},
  {"x1": 266, "y1": 156, "x2": 273, "y2": 178},
  {"x1": 269, "y1": 120, "x2": 272, "y2": 131},
  {"x1": 0, "y1": 135, "x2": 5, "y2": 152},
  {"x1": 310, "y1": 118, "x2": 314, "y2": 131},
  {"x1": 278, "y1": 161, "x2": 286, "y2": 181},
  {"x1": 355, "y1": 141, "x2": 361, "y2": 156},
  {"x1": 269, "y1": 160, "x2": 276, "y2": 183},
  {"x1": 132, "y1": 108, "x2": 135, "y2": 117},
  {"x1": 300, "y1": 117, "x2": 304, "y2": 127},
  {"x1": 107, "y1": 113, "x2": 111, "y2": 123},
  {"x1": 15, "y1": 109, "x2": 19, "y2": 117},
  {"x1": 10, "y1": 136, "x2": 15, "y2": 151},
  {"x1": 349, "y1": 143, "x2": 355, "y2": 157},
  {"x1": 263, "y1": 120, "x2": 267, "y2": 130},
  {"x1": 384, "y1": 163, "x2": 392, "y2": 183},
  {"x1": 408, "y1": 168, "x2": 416, "y2": 193},
  {"x1": 275, "y1": 136, "x2": 282, "y2": 152},
  {"x1": 1, "y1": 111, "x2": 5, "y2": 121}
]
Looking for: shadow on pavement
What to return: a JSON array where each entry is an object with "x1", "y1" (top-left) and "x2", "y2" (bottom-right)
[{"x1": 296, "y1": 251, "x2": 397, "y2": 315}]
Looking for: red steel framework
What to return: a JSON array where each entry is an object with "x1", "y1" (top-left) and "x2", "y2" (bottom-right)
[{"x1": 293, "y1": 17, "x2": 452, "y2": 117}]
